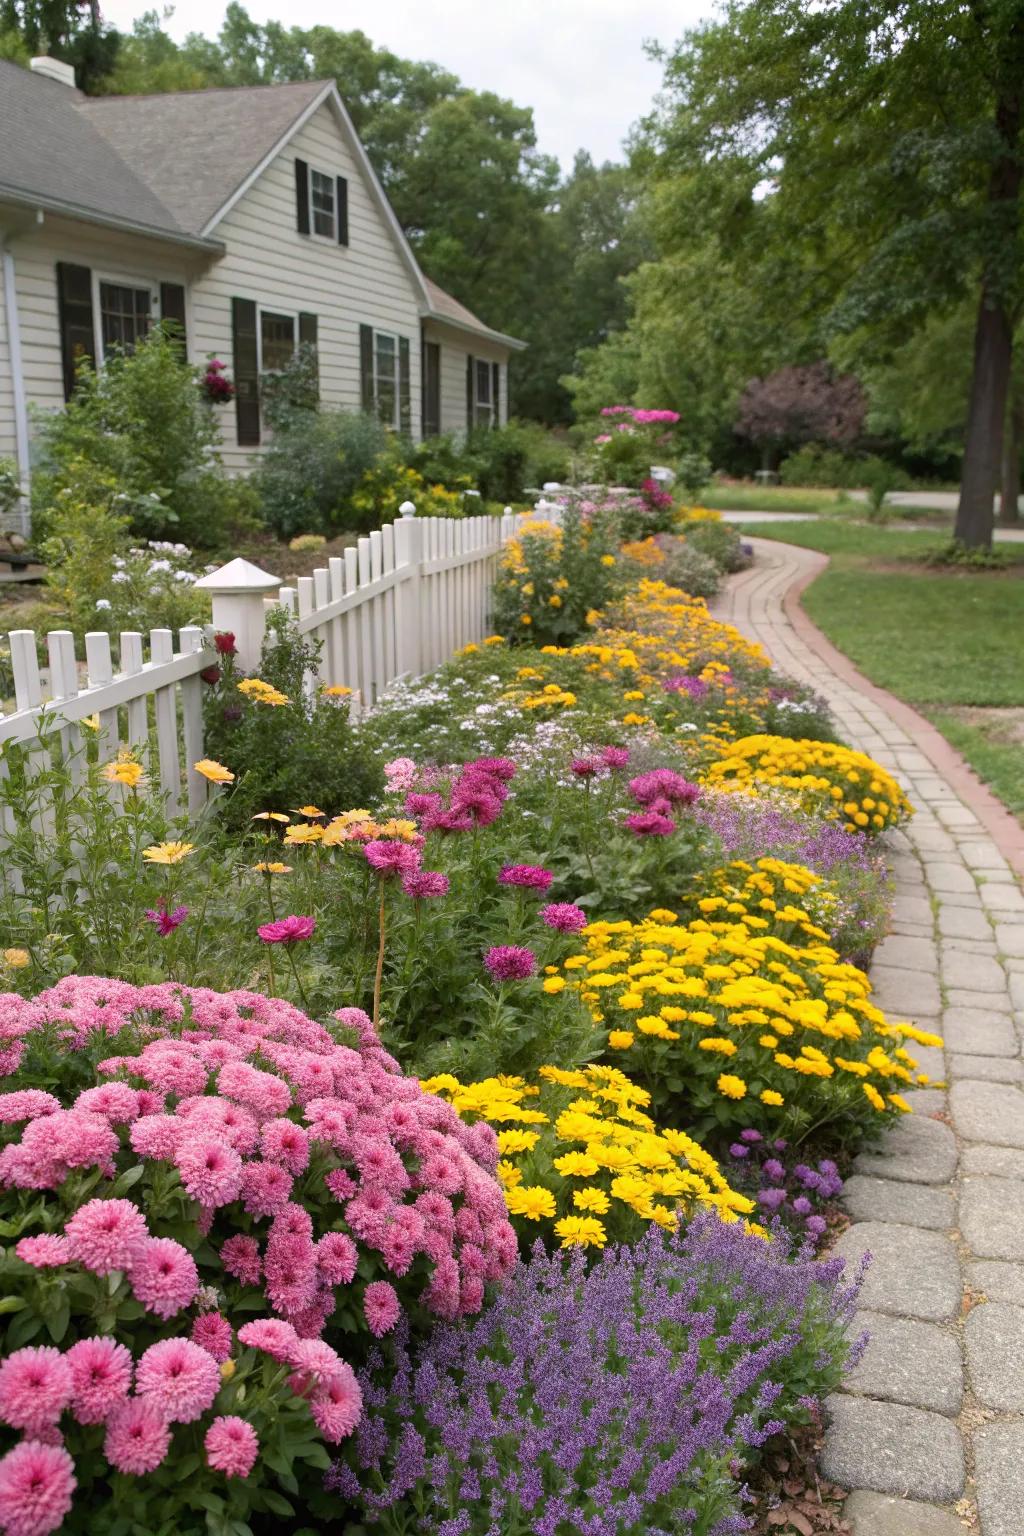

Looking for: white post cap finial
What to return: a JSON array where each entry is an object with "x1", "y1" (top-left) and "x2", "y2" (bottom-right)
[
  {"x1": 399, "y1": 501, "x2": 416, "y2": 518},
  {"x1": 194, "y1": 558, "x2": 281, "y2": 671}
]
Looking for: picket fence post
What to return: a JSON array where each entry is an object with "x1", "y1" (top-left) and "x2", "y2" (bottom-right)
[
  {"x1": 194, "y1": 557, "x2": 281, "y2": 670},
  {"x1": 392, "y1": 507, "x2": 424, "y2": 678}
]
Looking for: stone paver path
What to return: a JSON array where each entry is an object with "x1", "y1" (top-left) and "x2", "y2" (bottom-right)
[{"x1": 716, "y1": 540, "x2": 1024, "y2": 1536}]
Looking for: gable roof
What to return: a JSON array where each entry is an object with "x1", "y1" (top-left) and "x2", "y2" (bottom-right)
[
  {"x1": 0, "y1": 58, "x2": 218, "y2": 250},
  {"x1": 80, "y1": 79, "x2": 327, "y2": 239},
  {"x1": 422, "y1": 276, "x2": 527, "y2": 351}
]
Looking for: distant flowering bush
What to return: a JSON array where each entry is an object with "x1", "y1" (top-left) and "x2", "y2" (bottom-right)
[
  {"x1": 422, "y1": 1064, "x2": 757, "y2": 1250},
  {"x1": 727, "y1": 1128, "x2": 844, "y2": 1249},
  {"x1": 492, "y1": 500, "x2": 623, "y2": 644},
  {"x1": 0, "y1": 979, "x2": 517, "y2": 1531},
  {"x1": 330, "y1": 1213, "x2": 864, "y2": 1535}
]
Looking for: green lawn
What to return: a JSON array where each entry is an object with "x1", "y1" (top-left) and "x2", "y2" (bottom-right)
[
  {"x1": 742, "y1": 521, "x2": 1024, "y2": 820},
  {"x1": 701, "y1": 485, "x2": 854, "y2": 514}
]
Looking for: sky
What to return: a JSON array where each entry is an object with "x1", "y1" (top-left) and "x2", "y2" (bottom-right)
[{"x1": 98, "y1": 0, "x2": 717, "y2": 168}]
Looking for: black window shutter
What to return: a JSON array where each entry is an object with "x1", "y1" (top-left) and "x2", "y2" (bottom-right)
[
  {"x1": 336, "y1": 176, "x2": 349, "y2": 246},
  {"x1": 295, "y1": 158, "x2": 310, "y2": 236},
  {"x1": 399, "y1": 336, "x2": 411, "y2": 434},
  {"x1": 466, "y1": 353, "x2": 475, "y2": 429},
  {"x1": 56, "y1": 262, "x2": 94, "y2": 402},
  {"x1": 491, "y1": 361, "x2": 500, "y2": 427},
  {"x1": 359, "y1": 324, "x2": 375, "y2": 413},
  {"x1": 298, "y1": 312, "x2": 319, "y2": 400},
  {"x1": 231, "y1": 297, "x2": 260, "y2": 446},
  {"x1": 159, "y1": 282, "x2": 187, "y2": 353},
  {"x1": 422, "y1": 339, "x2": 440, "y2": 438}
]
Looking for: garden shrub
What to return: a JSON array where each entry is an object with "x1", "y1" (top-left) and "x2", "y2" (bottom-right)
[
  {"x1": 0, "y1": 979, "x2": 518, "y2": 1533},
  {"x1": 30, "y1": 328, "x2": 238, "y2": 548},
  {"x1": 778, "y1": 445, "x2": 912, "y2": 492},
  {"x1": 588, "y1": 405, "x2": 682, "y2": 487},
  {"x1": 0, "y1": 456, "x2": 20, "y2": 527},
  {"x1": 467, "y1": 418, "x2": 572, "y2": 502},
  {"x1": 202, "y1": 612, "x2": 383, "y2": 827},
  {"x1": 348, "y1": 451, "x2": 468, "y2": 525},
  {"x1": 256, "y1": 406, "x2": 391, "y2": 539},
  {"x1": 705, "y1": 735, "x2": 914, "y2": 834},
  {"x1": 557, "y1": 901, "x2": 940, "y2": 1145},
  {"x1": 620, "y1": 535, "x2": 721, "y2": 598},
  {"x1": 491, "y1": 500, "x2": 623, "y2": 644},
  {"x1": 677, "y1": 516, "x2": 749, "y2": 574},
  {"x1": 333, "y1": 1213, "x2": 864, "y2": 1535},
  {"x1": 422, "y1": 1063, "x2": 757, "y2": 1250}
]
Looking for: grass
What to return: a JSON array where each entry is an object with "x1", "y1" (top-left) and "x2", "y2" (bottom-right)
[
  {"x1": 700, "y1": 485, "x2": 854, "y2": 514},
  {"x1": 742, "y1": 520, "x2": 1024, "y2": 821}
]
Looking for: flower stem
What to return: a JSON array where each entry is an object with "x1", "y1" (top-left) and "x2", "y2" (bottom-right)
[
  {"x1": 373, "y1": 884, "x2": 387, "y2": 1029},
  {"x1": 285, "y1": 941, "x2": 310, "y2": 1011}
]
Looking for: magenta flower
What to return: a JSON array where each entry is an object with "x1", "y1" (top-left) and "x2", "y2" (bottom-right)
[
  {"x1": 257, "y1": 914, "x2": 316, "y2": 944},
  {"x1": 571, "y1": 757, "x2": 600, "y2": 778},
  {"x1": 624, "y1": 810, "x2": 676, "y2": 836},
  {"x1": 401, "y1": 870, "x2": 450, "y2": 899},
  {"x1": 484, "y1": 945, "x2": 536, "y2": 982},
  {"x1": 144, "y1": 902, "x2": 189, "y2": 936},
  {"x1": 363, "y1": 1279, "x2": 401, "y2": 1337},
  {"x1": 0, "y1": 1440, "x2": 76, "y2": 1536},
  {"x1": 205, "y1": 1415, "x2": 259, "y2": 1478},
  {"x1": 628, "y1": 769, "x2": 700, "y2": 807},
  {"x1": 364, "y1": 840, "x2": 422, "y2": 878},
  {"x1": 600, "y1": 746, "x2": 630, "y2": 769},
  {"x1": 498, "y1": 863, "x2": 553, "y2": 892},
  {"x1": 540, "y1": 902, "x2": 589, "y2": 934}
]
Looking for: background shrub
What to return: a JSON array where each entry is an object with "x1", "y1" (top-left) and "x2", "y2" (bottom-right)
[
  {"x1": 677, "y1": 516, "x2": 749, "y2": 573},
  {"x1": 256, "y1": 406, "x2": 392, "y2": 538}
]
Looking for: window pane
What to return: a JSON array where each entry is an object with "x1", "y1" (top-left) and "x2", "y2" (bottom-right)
[
  {"x1": 99, "y1": 282, "x2": 151, "y2": 358},
  {"x1": 374, "y1": 331, "x2": 398, "y2": 427},
  {"x1": 475, "y1": 359, "x2": 491, "y2": 404},
  {"x1": 261, "y1": 311, "x2": 296, "y2": 372},
  {"x1": 311, "y1": 170, "x2": 335, "y2": 239}
]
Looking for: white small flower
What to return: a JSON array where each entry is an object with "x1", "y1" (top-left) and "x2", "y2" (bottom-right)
[
  {"x1": 174, "y1": 570, "x2": 197, "y2": 583},
  {"x1": 95, "y1": 598, "x2": 112, "y2": 610},
  {"x1": 110, "y1": 571, "x2": 130, "y2": 584},
  {"x1": 148, "y1": 559, "x2": 172, "y2": 574}
]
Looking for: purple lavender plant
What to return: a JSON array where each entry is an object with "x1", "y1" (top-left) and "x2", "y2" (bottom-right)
[
  {"x1": 328, "y1": 1213, "x2": 862, "y2": 1534},
  {"x1": 727, "y1": 1129, "x2": 844, "y2": 1249}
]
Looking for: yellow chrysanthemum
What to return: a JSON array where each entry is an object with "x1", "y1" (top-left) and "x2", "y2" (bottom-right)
[{"x1": 142, "y1": 841, "x2": 194, "y2": 865}]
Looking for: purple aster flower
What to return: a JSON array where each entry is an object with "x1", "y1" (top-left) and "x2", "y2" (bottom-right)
[
  {"x1": 401, "y1": 871, "x2": 450, "y2": 899},
  {"x1": 739, "y1": 1129, "x2": 762, "y2": 1144},
  {"x1": 763, "y1": 1159, "x2": 785, "y2": 1183},
  {"x1": 144, "y1": 902, "x2": 189, "y2": 937}
]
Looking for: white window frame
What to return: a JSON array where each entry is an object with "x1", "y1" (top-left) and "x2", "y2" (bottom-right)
[
  {"x1": 308, "y1": 166, "x2": 337, "y2": 242},
  {"x1": 93, "y1": 271, "x2": 155, "y2": 364},
  {"x1": 472, "y1": 356, "x2": 498, "y2": 428},
  {"x1": 372, "y1": 328, "x2": 401, "y2": 430},
  {"x1": 256, "y1": 306, "x2": 299, "y2": 376}
]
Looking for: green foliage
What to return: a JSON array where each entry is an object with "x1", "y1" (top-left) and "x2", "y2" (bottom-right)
[
  {"x1": 676, "y1": 452, "x2": 711, "y2": 502},
  {"x1": 260, "y1": 340, "x2": 321, "y2": 427},
  {"x1": 778, "y1": 446, "x2": 912, "y2": 492},
  {"x1": 349, "y1": 451, "x2": 469, "y2": 525},
  {"x1": 30, "y1": 328, "x2": 237, "y2": 547},
  {"x1": 491, "y1": 500, "x2": 623, "y2": 645},
  {"x1": 467, "y1": 420, "x2": 572, "y2": 502},
  {"x1": 256, "y1": 405, "x2": 391, "y2": 538},
  {"x1": 0, "y1": 454, "x2": 21, "y2": 523},
  {"x1": 203, "y1": 610, "x2": 384, "y2": 827},
  {"x1": 677, "y1": 517, "x2": 748, "y2": 575}
]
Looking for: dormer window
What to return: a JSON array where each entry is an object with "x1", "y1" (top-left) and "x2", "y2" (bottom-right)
[{"x1": 295, "y1": 158, "x2": 349, "y2": 246}]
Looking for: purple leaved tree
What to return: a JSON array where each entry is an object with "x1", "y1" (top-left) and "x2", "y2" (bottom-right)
[{"x1": 736, "y1": 362, "x2": 866, "y2": 469}]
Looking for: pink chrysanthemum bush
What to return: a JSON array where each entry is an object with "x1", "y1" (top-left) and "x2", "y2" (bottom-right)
[{"x1": 0, "y1": 978, "x2": 517, "y2": 1534}]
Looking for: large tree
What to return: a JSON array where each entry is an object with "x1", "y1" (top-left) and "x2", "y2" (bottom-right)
[{"x1": 639, "y1": 0, "x2": 1024, "y2": 546}]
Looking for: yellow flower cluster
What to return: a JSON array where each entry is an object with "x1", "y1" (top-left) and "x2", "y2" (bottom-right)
[
  {"x1": 237, "y1": 677, "x2": 290, "y2": 707},
  {"x1": 619, "y1": 538, "x2": 667, "y2": 568},
  {"x1": 705, "y1": 735, "x2": 914, "y2": 834},
  {"x1": 276, "y1": 808, "x2": 422, "y2": 847},
  {"x1": 691, "y1": 858, "x2": 836, "y2": 946},
  {"x1": 676, "y1": 506, "x2": 722, "y2": 522},
  {"x1": 422, "y1": 1064, "x2": 758, "y2": 1248},
  {"x1": 557, "y1": 902, "x2": 940, "y2": 1137}
]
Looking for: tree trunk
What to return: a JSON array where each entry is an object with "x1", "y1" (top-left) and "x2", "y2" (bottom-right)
[
  {"x1": 956, "y1": 73, "x2": 1023, "y2": 548},
  {"x1": 999, "y1": 380, "x2": 1023, "y2": 524}
]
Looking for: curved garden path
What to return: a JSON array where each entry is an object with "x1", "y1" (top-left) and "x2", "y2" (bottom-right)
[{"x1": 716, "y1": 540, "x2": 1024, "y2": 1536}]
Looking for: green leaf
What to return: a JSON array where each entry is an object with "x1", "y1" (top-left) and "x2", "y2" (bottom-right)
[
  {"x1": 259, "y1": 1492, "x2": 294, "y2": 1517},
  {"x1": 112, "y1": 1165, "x2": 145, "y2": 1194},
  {"x1": 45, "y1": 1294, "x2": 70, "y2": 1343},
  {"x1": 0, "y1": 1296, "x2": 27, "y2": 1314}
]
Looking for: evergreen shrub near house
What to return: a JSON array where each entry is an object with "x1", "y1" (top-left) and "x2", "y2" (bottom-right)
[{"x1": 30, "y1": 328, "x2": 246, "y2": 549}]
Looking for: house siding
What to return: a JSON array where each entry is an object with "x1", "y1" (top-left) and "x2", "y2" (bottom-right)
[
  {"x1": 422, "y1": 318, "x2": 509, "y2": 436},
  {"x1": 192, "y1": 100, "x2": 424, "y2": 469}
]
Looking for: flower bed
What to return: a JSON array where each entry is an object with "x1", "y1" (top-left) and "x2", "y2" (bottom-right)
[{"x1": 0, "y1": 487, "x2": 925, "y2": 1531}]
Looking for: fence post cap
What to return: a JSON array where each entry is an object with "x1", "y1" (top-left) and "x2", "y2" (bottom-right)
[
  {"x1": 194, "y1": 557, "x2": 281, "y2": 594},
  {"x1": 398, "y1": 501, "x2": 417, "y2": 518}
]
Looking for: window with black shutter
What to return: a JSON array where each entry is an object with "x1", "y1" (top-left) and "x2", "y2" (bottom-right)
[
  {"x1": 295, "y1": 157, "x2": 310, "y2": 235},
  {"x1": 231, "y1": 297, "x2": 260, "y2": 446},
  {"x1": 422, "y1": 340, "x2": 441, "y2": 438},
  {"x1": 159, "y1": 282, "x2": 187, "y2": 353},
  {"x1": 56, "y1": 262, "x2": 94, "y2": 401},
  {"x1": 399, "y1": 337, "x2": 411, "y2": 435},
  {"x1": 298, "y1": 312, "x2": 319, "y2": 399}
]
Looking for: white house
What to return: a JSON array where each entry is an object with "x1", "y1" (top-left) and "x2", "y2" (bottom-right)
[{"x1": 0, "y1": 55, "x2": 525, "y2": 508}]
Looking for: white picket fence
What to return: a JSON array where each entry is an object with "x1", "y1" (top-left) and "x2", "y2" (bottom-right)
[{"x1": 0, "y1": 507, "x2": 543, "y2": 835}]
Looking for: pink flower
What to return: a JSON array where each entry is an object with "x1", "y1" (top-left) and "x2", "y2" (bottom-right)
[
  {"x1": 401, "y1": 870, "x2": 449, "y2": 899},
  {"x1": 363, "y1": 1280, "x2": 401, "y2": 1337},
  {"x1": 628, "y1": 769, "x2": 700, "y2": 806},
  {"x1": 309, "y1": 1363, "x2": 362, "y2": 1443},
  {"x1": 104, "y1": 1398, "x2": 172, "y2": 1474},
  {"x1": 144, "y1": 903, "x2": 189, "y2": 937},
  {"x1": 624, "y1": 809, "x2": 676, "y2": 836},
  {"x1": 237, "y1": 1318, "x2": 299, "y2": 1361},
  {"x1": 0, "y1": 1440, "x2": 76, "y2": 1536},
  {"x1": 175, "y1": 1137, "x2": 243, "y2": 1207},
  {"x1": 130, "y1": 1113, "x2": 183, "y2": 1160},
  {"x1": 220, "y1": 1234, "x2": 262, "y2": 1284},
  {"x1": 64, "y1": 1198, "x2": 148, "y2": 1274},
  {"x1": 383, "y1": 756, "x2": 418, "y2": 792},
  {"x1": 600, "y1": 745, "x2": 630, "y2": 769},
  {"x1": 484, "y1": 945, "x2": 536, "y2": 982},
  {"x1": 205, "y1": 1415, "x2": 259, "y2": 1478},
  {"x1": 539, "y1": 902, "x2": 589, "y2": 933},
  {"x1": 258, "y1": 914, "x2": 315, "y2": 944},
  {"x1": 498, "y1": 863, "x2": 553, "y2": 892},
  {"x1": 74, "y1": 1082, "x2": 141, "y2": 1123},
  {"x1": 135, "y1": 1338, "x2": 220, "y2": 1424},
  {"x1": 0, "y1": 1090, "x2": 59, "y2": 1122},
  {"x1": 364, "y1": 840, "x2": 421, "y2": 877},
  {"x1": 239, "y1": 1159, "x2": 294, "y2": 1216},
  {"x1": 316, "y1": 1231, "x2": 358, "y2": 1285},
  {"x1": 261, "y1": 1117, "x2": 310, "y2": 1175},
  {"x1": 191, "y1": 1313, "x2": 234, "y2": 1363},
  {"x1": 0, "y1": 1348, "x2": 73, "y2": 1436},
  {"x1": 66, "y1": 1336, "x2": 132, "y2": 1425},
  {"x1": 571, "y1": 757, "x2": 600, "y2": 777},
  {"x1": 15, "y1": 1235, "x2": 69, "y2": 1268},
  {"x1": 130, "y1": 1237, "x2": 199, "y2": 1319}
]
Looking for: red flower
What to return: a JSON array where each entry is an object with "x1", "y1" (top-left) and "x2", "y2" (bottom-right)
[{"x1": 214, "y1": 633, "x2": 237, "y2": 657}]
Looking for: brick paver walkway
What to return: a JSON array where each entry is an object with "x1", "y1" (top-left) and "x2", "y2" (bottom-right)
[{"x1": 717, "y1": 540, "x2": 1024, "y2": 1536}]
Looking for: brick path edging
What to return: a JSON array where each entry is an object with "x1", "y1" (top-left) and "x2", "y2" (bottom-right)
[{"x1": 779, "y1": 545, "x2": 1024, "y2": 877}]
